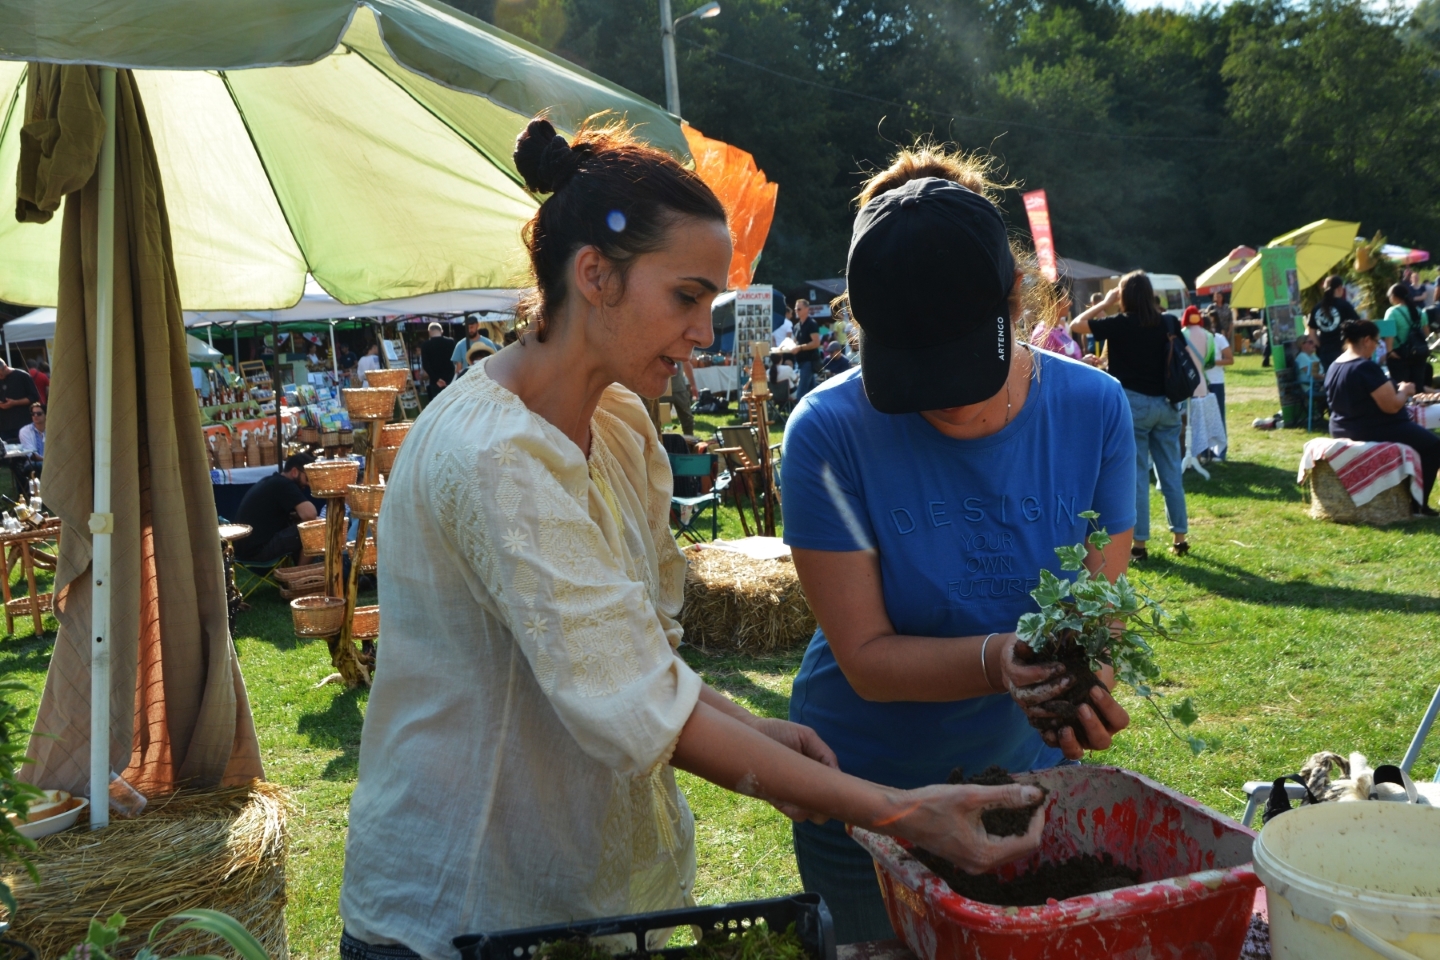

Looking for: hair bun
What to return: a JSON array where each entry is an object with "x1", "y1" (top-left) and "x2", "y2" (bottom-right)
[{"x1": 514, "y1": 117, "x2": 584, "y2": 194}]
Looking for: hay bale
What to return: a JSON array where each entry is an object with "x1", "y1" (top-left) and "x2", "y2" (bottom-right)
[
  {"x1": 3, "y1": 781, "x2": 290, "y2": 959},
  {"x1": 1308, "y1": 460, "x2": 1415, "y2": 525},
  {"x1": 679, "y1": 545, "x2": 816, "y2": 655}
]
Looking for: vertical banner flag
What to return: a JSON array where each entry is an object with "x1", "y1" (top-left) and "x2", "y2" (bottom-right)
[{"x1": 1023, "y1": 189, "x2": 1059, "y2": 283}]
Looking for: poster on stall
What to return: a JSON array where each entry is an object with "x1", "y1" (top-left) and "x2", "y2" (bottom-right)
[
  {"x1": 1258, "y1": 246, "x2": 1306, "y2": 426},
  {"x1": 734, "y1": 285, "x2": 774, "y2": 393},
  {"x1": 1023, "y1": 189, "x2": 1059, "y2": 283}
]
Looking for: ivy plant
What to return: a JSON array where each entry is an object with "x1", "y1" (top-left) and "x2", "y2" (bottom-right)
[{"x1": 1015, "y1": 513, "x2": 1205, "y2": 754}]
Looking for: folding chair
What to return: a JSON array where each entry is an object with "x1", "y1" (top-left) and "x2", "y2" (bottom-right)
[
  {"x1": 669, "y1": 453, "x2": 721, "y2": 543},
  {"x1": 233, "y1": 555, "x2": 291, "y2": 600},
  {"x1": 1240, "y1": 680, "x2": 1440, "y2": 827}
]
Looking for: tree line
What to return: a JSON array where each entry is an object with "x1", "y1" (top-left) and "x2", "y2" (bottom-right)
[{"x1": 453, "y1": 0, "x2": 1440, "y2": 291}]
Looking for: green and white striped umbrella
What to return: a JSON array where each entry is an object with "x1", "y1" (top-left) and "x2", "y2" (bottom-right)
[{"x1": 0, "y1": 0, "x2": 688, "y2": 309}]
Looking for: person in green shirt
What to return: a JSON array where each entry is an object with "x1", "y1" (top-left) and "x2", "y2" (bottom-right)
[{"x1": 1383, "y1": 283, "x2": 1430, "y2": 388}]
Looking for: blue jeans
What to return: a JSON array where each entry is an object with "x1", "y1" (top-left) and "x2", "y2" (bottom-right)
[
  {"x1": 1126, "y1": 390, "x2": 1187, "y2": 542},
  {"x1": 796, "y1": 359, "x2": 817, "y2": 401},
  {"x1": 792, "y1": 818, "x2": 896, "y2": 945},
  {"x1": 1208, "y1": 383, "x2": 1227, "y2": 459}
]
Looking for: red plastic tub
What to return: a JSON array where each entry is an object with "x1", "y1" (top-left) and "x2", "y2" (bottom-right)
[{"x1": 852, "y1": 765, "x2": 1260, "y2": 960}]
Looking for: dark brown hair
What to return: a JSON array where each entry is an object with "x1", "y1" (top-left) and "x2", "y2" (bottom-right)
[
  {"x1": 512, "y1": 117, "x2": 727, "y2": 342},
  {"x1": 1341, "y1": 319, "x2": 1379, "y2": 345},
  {"x1": 1118, "y1": 270, "x2": 1163, "y2": 327}
]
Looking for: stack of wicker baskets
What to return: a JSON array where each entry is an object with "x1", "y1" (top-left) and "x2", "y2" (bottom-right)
[
  {"x1": 1308, "y1": 460, "x2": 1415, "y2": 525},
  {"x1": 276, "y1": 563, "x2": 327, "y2": 600}
]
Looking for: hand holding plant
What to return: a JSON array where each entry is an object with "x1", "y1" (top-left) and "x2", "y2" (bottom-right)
[{"x1": 1014, "y1": 514, "x2": 1204, "y2": 755}]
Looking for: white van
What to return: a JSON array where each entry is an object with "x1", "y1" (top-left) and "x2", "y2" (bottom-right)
[{"x1": 1149, "y1": 274, "x2": 1190, "y2": 316}]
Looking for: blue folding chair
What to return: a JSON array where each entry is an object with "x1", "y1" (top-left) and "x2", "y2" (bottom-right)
[{"x1": 669, "y1": 453, "x2": 721, "y2": 543}]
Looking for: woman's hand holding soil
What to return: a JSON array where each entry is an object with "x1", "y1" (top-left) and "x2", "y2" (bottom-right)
[
  {"x1": 891, "y1": 782, "x2": 1046, "y2": 875},
  {"x1": 997, "y1": 634, "x2": 1130, "y2": 759}
]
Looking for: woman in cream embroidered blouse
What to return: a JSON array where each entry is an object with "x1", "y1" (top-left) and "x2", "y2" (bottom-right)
[{"x1": 338, "y1": 119, "x2": 1048, "y2": 960}]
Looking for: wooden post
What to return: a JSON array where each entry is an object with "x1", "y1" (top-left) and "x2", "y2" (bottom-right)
[{"x1": 323, "y1": 497, "x2": 346, "y2": 600}]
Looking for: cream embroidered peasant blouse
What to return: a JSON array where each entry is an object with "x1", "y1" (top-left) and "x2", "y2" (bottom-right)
[{"x1": 340, "y1": 363, "x2": 702, "y2": 960}]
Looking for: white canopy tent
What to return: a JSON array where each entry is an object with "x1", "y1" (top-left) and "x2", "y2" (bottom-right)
[
  {"x1": 4, "y1": 308, "x2": 222, "y2": 364},
  {"x1": 185, "y1": 274, "x2": 524, "y2": 325}
]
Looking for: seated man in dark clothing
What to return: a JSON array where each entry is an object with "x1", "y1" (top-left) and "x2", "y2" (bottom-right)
[
  {"x1": 1325, "y1": 319, "x2": 1440, "y2": 516},
  {"x1": 819, "y1": 341, "x2": 852, "y2": 377},
  {"x1": 234, "y1": 453, "x2": 319, "y2": 563}
]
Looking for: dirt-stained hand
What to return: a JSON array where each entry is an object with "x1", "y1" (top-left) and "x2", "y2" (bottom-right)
[
  {"x1": 997, "y1": 635, "x2": 1071, "y2": 714},
  {"x1": 886, "y1": 782, "x2": 1045, "y2": 875},
  {"x1": 1037, "y1": 685, "x2": 1131, "y2": 759}
]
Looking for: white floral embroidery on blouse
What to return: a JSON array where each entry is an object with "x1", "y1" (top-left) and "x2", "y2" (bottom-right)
[{"x1": 340, "y1": 362, "x2": 699, "y2": 960}]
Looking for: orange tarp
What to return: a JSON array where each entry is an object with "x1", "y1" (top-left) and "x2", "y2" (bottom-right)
[{"x1": 683, "y1": 125, "x2": 778, "y2": 289}]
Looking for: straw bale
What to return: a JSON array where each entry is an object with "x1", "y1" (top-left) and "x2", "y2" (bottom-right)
[
  {"x1": 1308, "y1": 461, "x2": 1414, "y2": 525},
  {"x1": 679, "y1": 545, "x2": 816, "y2": 655},
  {"x1": 3, "y1": 780, "x2": 290, "y2": 959}
]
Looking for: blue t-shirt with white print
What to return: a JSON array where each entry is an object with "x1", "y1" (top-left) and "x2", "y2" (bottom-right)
[{"x1": 781, "y1": 351, "x2": 1136, "y2": 790}]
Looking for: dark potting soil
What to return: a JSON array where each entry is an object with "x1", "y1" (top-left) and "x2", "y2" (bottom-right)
[
  {"x1": 916, "y1": 765, "x2": 1140, "y2": 907},
  {"x1": 945, "y1": 766, "x2": 1047, "y2": 838},
  {"x1": 1014, "y1": 633, "x2": 1106, "y2": 745},
  {"x1": 911, "y1": 847, "x2": 1142, "y2": 908}
]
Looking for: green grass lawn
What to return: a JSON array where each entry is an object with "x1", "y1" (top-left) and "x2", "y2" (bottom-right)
[{"x1": 2, "y1": 353, "x2": 1439, "y2": 958}]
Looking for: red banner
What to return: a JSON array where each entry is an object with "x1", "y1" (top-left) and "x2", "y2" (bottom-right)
[{"x1": 1022, "y1": 189, "x2": 1059, "y2": 283}]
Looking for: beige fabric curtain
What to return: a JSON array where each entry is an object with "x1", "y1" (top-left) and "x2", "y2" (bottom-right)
[{"x1": 16, "y1": 64, "x2": 262, "y2": 796}]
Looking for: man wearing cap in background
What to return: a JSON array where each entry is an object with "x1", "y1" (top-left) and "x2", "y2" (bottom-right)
[
  {"x1": 452, "y1": 315, "x2": 486, "y2": 381},
  {"x1": 457, "y1": 335, "x2": 500, "y2": 376},
  {"x1": 778, "y1": 161, "x2": 1137, "y2": 943},
  {"x1": 420, "y1": 321, "x2": 457, "y2": 402}
]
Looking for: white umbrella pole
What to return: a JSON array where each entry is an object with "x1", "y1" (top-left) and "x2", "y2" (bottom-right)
[{"x1": 89, "y1": 67, "x2": 118, "y2": 831}]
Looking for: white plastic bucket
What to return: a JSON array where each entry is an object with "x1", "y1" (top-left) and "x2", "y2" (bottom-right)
[{"x1": 1254, "y1": 801, "x2": 1440, "y2": 959}]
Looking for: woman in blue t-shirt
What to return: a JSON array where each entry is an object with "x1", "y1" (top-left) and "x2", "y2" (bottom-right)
[{"x1": 781, "y1": 147, "x2": 1137, "y2": 944}]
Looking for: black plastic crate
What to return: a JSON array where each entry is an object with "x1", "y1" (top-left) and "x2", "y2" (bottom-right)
[{"x1": 454, "y1": 894, "x2": 834, "y2": 960}]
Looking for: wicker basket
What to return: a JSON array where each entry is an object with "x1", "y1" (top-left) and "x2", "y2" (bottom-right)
[
  {"x1": 274, "y1": 562, "x2": 326, "y2": 587},
  {"x1": 305, "y1": 458, "x2": 359, "y2": 497},
  {"x1": 346, "y1": 484, "x2": 385, "y2": 519},
  {"x1": 297, "y1": 519, "x2": 328, "y2": 557},
  {"x1": 347, "y1": 538, "x2": 377, "y2": 570},
  {"x1": 290, "y1": 596, "x2": 346, "y2": 637},
  {"x1": 352, "y1": 604, "x2": 380, "y2": 639},
  {"x1": 378, "y1": 421, "x2": 412, "y2": 449},
  {"x1": 1308, "y1": 460, "x2": 1415, "y2": 525},
  {"x1": 376, "y1": 444, "x2": 399, "y2": 476},
  {"x1": 343, "y1": 387, "x2": 398, "y2": 420},
  {"x1": 364, "y1": 369, "x2": 410, "y2": 391},
  {"x1": 297, "y1": 426, "x2": 321, "y2": 446}
]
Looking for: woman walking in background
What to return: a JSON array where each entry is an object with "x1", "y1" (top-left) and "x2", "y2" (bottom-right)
[
  {"x1": 1382, "y1": 283, "x2": 1430, "y2": 389},
  {"x1": 1071, "y1": 272, "x2": 1189, "y2": 559}
]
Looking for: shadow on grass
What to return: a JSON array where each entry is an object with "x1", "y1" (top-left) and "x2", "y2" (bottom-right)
[
  {"x1": 297, "y1": 685, "x2": 367, "y2": 780},
  {"x1": 1183, "y1": 460, "x2": 1307, "y2": 505},
  {"x1": 1147, "y1": 552, "x2": 1440, "y2": 612}
]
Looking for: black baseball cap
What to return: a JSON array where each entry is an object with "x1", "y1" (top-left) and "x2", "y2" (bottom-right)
[{"x1": 846, "y1": 177, "x2": 1016, "y2": 414}]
